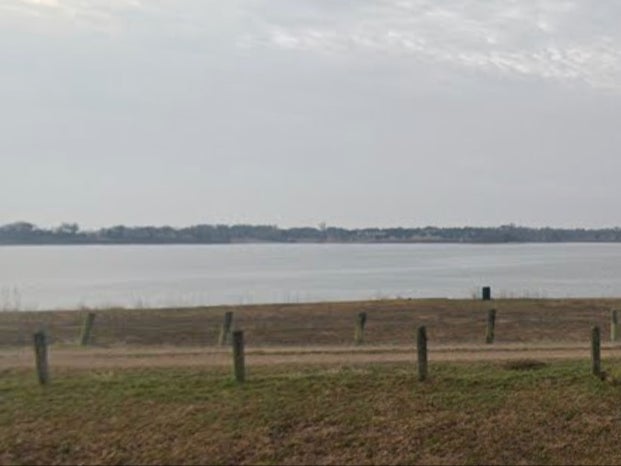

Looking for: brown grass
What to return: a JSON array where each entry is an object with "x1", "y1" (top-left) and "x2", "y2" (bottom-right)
[
  {"x1": 0, "y1": 298, "x2": 618, "y2": 347},
  {"x1": 2, "y1": 298, "x2": 621, "y2": 465},
  {"x1": 2, "y1": 361, "x2": 621, "y2": 465}
]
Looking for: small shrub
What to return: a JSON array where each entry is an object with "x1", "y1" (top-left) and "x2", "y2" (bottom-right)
[{"x1": 503, "y1": 359, "x2": 547, "y2": 371}]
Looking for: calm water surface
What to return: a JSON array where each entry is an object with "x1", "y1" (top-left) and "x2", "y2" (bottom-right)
[{"x1": 1, "y1": 243, "x2": 620, "y2": 310}]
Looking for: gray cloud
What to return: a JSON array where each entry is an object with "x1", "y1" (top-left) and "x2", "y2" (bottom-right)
[
  {"x1": 1, "y1": 0, "x2": 621, "y2": 229},
  {"x1": 241, "y1": 0, "x2": 621, "y2": 92},
  {"x1": 6, "y1": 0, "x2": 620, "y2": 91}
]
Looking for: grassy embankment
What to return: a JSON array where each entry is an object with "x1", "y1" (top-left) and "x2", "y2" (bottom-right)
[
  {"x1": 3, "y1": 360, "x2": 621, "y2": 464},
  {"x1": 2, "y1": 299, "x2": 621, "y2": 464},
  {"x1": 1, "y1": 298, "x2": 619, "y2": 347}
]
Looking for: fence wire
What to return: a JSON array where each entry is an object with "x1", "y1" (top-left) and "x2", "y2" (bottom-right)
[{"x1": 0, "y1": 300, "x2": 616, "y2": 348}]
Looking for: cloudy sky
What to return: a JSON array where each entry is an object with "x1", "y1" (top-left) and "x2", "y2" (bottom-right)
[{"x1": 1, "y1": 0, "x2": 621, "y2": 229}]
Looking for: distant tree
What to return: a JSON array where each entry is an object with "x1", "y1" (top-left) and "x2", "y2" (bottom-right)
[
  {"x1": 0, "y1": 222, "x2": 36, "y2": 233},
  {"x1": 56, "y1": 223, "x2": 80, "y2": 235}
]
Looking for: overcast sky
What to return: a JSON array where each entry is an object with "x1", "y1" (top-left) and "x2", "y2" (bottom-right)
[{"x1": 1, "y1": 0, "x2": 621, "y2": 229}]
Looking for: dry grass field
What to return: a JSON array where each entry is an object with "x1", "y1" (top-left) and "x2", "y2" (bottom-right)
[
  {"x1": 3, "y1": 361, "x2": 621, "y2": 465},
  {"x1": 2, "y1": 298, "x2": 621, "y2": 465},
  {"x1": 0, "y1": 298, "x2": 619, "y2": 347}
]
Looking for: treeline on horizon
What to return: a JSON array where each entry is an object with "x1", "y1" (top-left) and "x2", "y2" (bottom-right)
[{"x1": 2, "y1": 221, "x2": 621, "y2": 244}]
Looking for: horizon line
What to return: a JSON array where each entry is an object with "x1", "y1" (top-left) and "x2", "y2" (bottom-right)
[{"x1": 3, "y1": 221, "x2": 621, "y2": 232}]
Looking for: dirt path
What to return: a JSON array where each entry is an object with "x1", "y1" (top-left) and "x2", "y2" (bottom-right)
[{"x1": 2, "y1": 342, "x2": 621, "y2": 370}]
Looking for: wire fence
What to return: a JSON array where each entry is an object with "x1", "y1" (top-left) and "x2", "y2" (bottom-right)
[{"x1": 0, "y1": 299, "x2": 618, "y2": 348}]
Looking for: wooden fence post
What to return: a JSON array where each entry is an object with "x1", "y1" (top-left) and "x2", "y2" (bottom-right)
[
  {"x1": 485, "y1": 309, "x2": 496, "y2": 344},
  {"x1": 232, "y1": 330, "x2": 245, "y2": 383},
  {"x1": 611, "y1": 310, "x2": 619, "y2": 343},
  {"x1": 482, "y1": 286, "x2": 491, "y2": 301},
  {"x1": 592, "y1": 326, "x2": 601, "y2": 378},
  {"x1": 354, "y1": 312, "x2": 367, "y2": 345},
  {"x1": 80, "y1": 312, "x2": 96, "y2": 346},
  {"x1": 33, "y1": 331, "x2": 49, "y2": 386},
  {"x1": 219, "y1": 311, "x2": 234, "y2": 346},
  {"x1": 417, "y1": 326, "x2": 428, "y2": 382}
]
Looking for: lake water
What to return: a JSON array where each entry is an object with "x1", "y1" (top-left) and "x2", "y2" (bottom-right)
[{"x1": 1, "y1": 243, "x2": 621, "y2": 310}]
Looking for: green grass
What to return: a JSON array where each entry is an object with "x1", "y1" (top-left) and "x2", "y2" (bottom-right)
[{"x1": 2, "y1": 360, "x2": 621, "y2": 465}]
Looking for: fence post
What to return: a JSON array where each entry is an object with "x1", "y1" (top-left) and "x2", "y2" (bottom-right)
[
  {"x1": 354, "y1": 312, "x2": 367, "y2": 345},
  {"x1": 611, "y1": 310, "x2": 619, "y2": 343},
  {"x1": 482, "y1": 286, "x2": 491, "y2": 301},
  {"x1": 485, "y1": 309, "x2": 496, "y2": 344},
  {"x1": 219, "y1": 311, "x2": 234, "y2": 346},
  {"x1": 33, "y1": 331, "x2": 49, "y2": 386},
  {"x1": 592, "y1": 326, "x2": 601, "y2": 378},
  {"x1": 417, "y1": 326, "x2": 428, "y2": 382},
  {"x1": 80, "y1": 312, "x2": 96, "y2": 346},
  {"x1": 232, "y1": 330, "x2": 245, "y2": 383}
]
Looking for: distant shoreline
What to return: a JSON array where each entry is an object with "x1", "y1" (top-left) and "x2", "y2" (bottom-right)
[
  {"x1": 2, "y1": 222, "x2": 621, "y2": 245},
  {"x1": 3, "y1": 239, "x2": 621, "y2": 246}
]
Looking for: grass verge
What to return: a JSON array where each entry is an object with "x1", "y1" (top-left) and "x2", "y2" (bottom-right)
[
  {"x1": 2, "y1": 359, "x2": 621, "y2": 465},
  {"x1": 2, "y1": 298, "x2": 620, "y2": 347}
]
